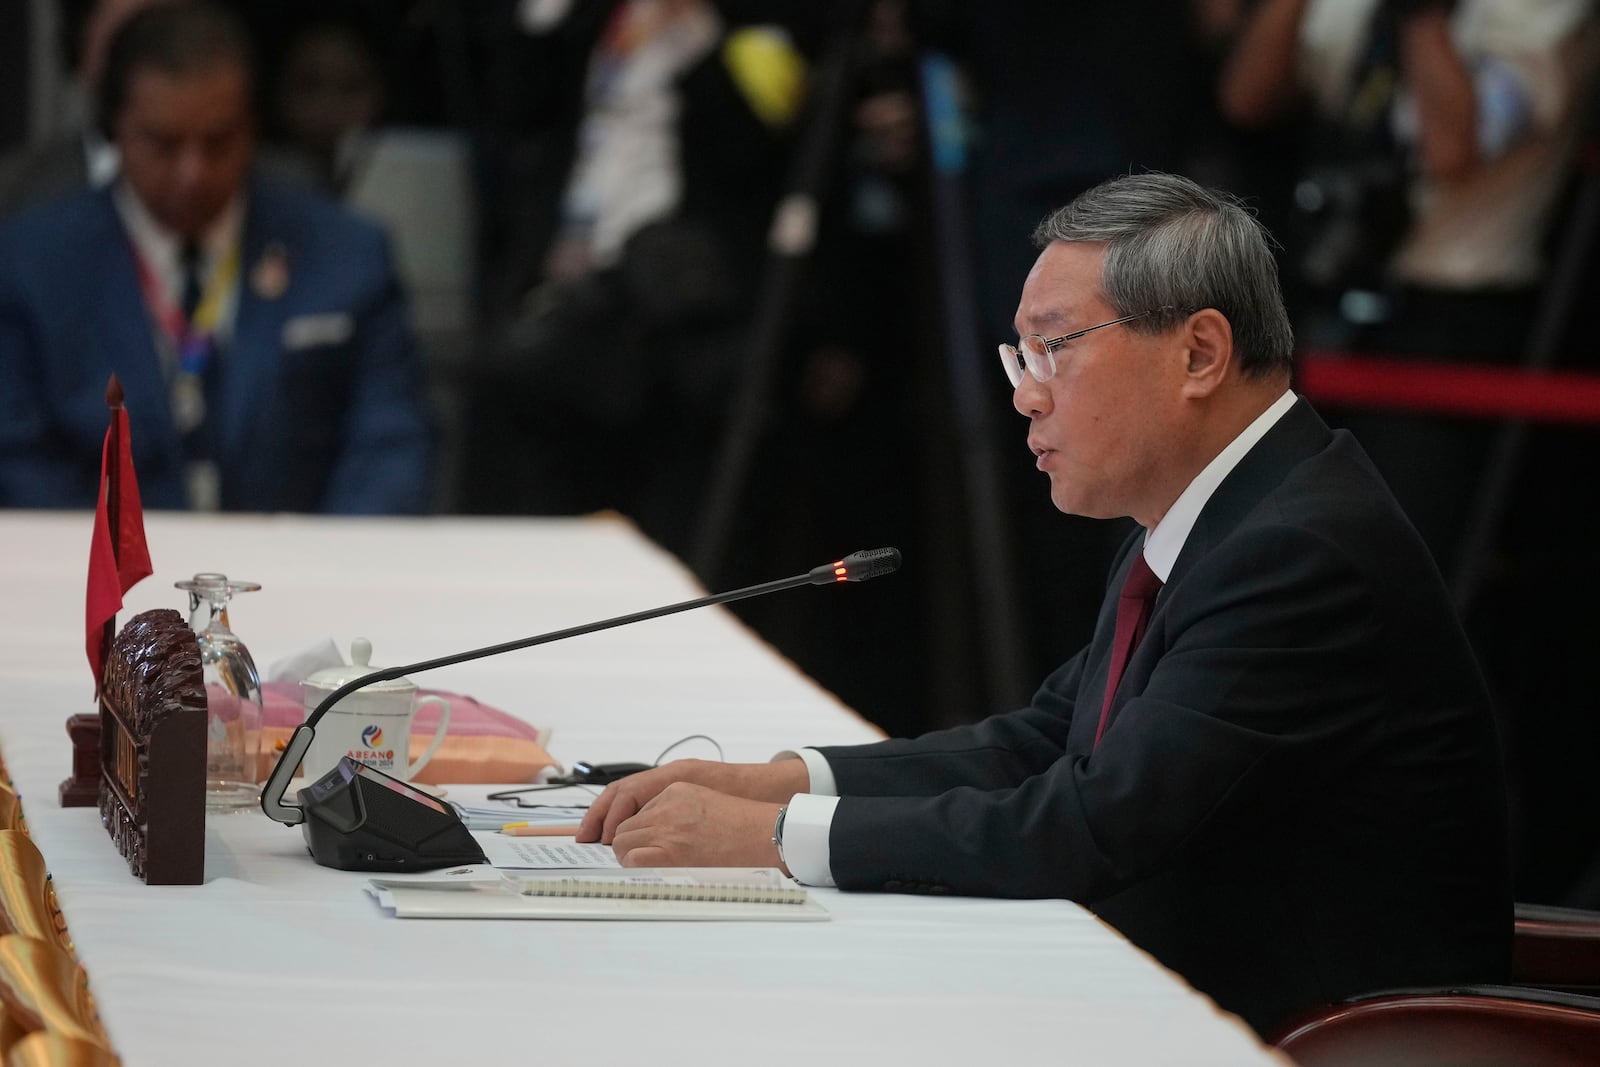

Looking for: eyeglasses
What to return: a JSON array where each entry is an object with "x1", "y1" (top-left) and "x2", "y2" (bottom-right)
[{"x1": 998, "y1": 308, "x2": 1174, "y2": 387}]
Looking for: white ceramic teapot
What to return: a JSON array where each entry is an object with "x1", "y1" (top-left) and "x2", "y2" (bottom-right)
[{"x1": 299, "y1": 639, "x2": 452, "y2": 783}]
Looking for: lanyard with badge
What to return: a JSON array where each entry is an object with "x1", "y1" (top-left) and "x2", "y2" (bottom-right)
[{"x1": 132, "y1": 241, "x2": 241, "y2": 435}]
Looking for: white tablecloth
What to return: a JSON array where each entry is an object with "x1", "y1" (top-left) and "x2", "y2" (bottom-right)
[{"x1": 0, "y1": 512, "x2": 1283, "y2": 1065}]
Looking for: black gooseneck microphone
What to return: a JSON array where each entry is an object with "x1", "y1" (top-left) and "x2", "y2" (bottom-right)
[{"x1": 261, "y1": 548, "x2": 901, "y2": 870}]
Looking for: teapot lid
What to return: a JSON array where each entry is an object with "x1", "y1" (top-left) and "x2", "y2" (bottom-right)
[{"x1": 301, "y1": 638, "x2": 414, "y2": 692}]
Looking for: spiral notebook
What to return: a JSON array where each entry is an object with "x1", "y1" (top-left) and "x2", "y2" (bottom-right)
[{"x1": 367, "y1": 868, "x2": 829, "y2": 921}]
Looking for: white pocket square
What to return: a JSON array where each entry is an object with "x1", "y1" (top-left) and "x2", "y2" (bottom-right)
[{"x1": 282, "y1": 313, "x2": 355, "y2": 350}]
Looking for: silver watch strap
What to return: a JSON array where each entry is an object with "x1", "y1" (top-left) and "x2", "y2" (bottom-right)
[{"x1": 771, "y1": 804, "x2": 788, "y2": 868}]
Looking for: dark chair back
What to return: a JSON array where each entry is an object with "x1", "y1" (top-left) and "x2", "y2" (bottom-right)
[
  {"x1": 1515, "y1": 902, "x2": 1600, "y2": 993},
  {"x1": 1274, "y1": 986, "x2": 1600, "y2": 1067}
]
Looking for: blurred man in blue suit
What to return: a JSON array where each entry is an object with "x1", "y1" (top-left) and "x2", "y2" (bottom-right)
[{"x1": 0, "y1": 0, "x2": 433, "y2": 513}]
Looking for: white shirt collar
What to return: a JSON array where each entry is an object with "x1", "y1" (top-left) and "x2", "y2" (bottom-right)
[
  {"x1": 1141, "y1": 390, "x2": 1299, "y2": 581},
  {"x1": 111, "y1": 179, "x2": 245, "y2": 300}
]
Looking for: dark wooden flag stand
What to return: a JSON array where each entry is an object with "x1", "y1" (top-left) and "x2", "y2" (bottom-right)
[{"x1": 59, "y1": 376, "x2": 206, "y2": 884}]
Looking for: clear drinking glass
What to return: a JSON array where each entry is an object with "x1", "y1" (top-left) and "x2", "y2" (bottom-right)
[{"x1": 175, "y1": 573, "x2": 264, "y2": 811}]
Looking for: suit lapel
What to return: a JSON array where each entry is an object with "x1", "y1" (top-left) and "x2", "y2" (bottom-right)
[{"x1": 1089, "y1": 399, "x2": 1333, "y2": 746}]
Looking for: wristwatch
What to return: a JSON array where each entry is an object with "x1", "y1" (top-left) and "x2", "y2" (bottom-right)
[{"x1": 772, "y1": 805, "x2": 788, "y2": 870}]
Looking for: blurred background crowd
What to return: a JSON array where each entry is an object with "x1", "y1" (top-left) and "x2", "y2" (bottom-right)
[{"x1": 3, "y1": 0, "x2": 1599, "y2": 908}]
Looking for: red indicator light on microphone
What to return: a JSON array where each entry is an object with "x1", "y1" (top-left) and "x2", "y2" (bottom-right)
[{"x1": 805, "y1": 547, "x2": 900, "y2": 585}]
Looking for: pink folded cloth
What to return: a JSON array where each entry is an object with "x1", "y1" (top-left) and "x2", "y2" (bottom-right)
[
  {"x1": 262, "y1": 682, "x2": 546, "y2": 740},
  {"x1": 257, "y1": 681, "x2": 554, "y2": 784}
]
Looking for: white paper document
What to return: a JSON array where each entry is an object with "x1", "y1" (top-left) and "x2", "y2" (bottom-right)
[
  {"x1": 475, "y1": 835, "x2": 620, "y2": 869},
  {"x1": 450, "y1": 802, "x2": 588, "y2": 830},
  {"x1": 366, "y1": 868, "x2": 829, "y2": 922}
]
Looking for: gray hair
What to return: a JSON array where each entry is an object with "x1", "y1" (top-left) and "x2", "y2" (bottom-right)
[{"x1": 1033, "y1": 172, "x2": 1295, "y2": 378}]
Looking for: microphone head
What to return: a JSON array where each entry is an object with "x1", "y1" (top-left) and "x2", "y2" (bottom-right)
[{"x1": 810, "y1": 547, "x2": 902, "y2": 584}]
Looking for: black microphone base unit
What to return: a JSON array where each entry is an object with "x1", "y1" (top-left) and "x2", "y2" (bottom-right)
[{"x1": 298, "y1": 758, "x2": 486, "y2": 871}]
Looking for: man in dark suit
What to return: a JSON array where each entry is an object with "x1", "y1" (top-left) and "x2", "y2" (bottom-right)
[
  {"x1": 0, "y1": 1, "x2": 432, "y2": 513},
  {"x1": 577, "y1": 172, "x2": 1512, "y2": 1036}
]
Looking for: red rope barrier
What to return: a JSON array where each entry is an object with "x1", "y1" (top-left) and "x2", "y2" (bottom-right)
[{"x1": 1297, "y1": 350, "x2": 1600, "y2": 425}]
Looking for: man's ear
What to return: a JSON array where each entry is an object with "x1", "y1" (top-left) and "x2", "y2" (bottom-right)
[{"x1": 1180, "y1": 309, "x2": 1234, "y2": 398}]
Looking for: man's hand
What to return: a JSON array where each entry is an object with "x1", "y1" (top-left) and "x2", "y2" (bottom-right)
[
  {"x1": 575, "y1": 757, "x2": 807, "y2": 844},
  {"x1": 609, "y1": 783, "x2": 785, "y2": 870}
]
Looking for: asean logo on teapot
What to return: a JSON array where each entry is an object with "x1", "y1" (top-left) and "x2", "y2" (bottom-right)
[{"x1": 349, "y1": 723, "x2": 395, "y2": 765}]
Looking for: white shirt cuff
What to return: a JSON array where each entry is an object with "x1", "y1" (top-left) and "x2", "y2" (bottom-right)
[
  {"x1": 777, "y1": 747, "x2": 837, "y2": 796},
  {"x1": 770, "y1": 749, "x2": 838, "y2": 886},
  {"x1": 780, "y1": 792, "x2": 838, "y2": 888}
]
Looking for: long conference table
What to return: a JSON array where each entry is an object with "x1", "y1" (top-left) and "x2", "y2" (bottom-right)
[{"x1": 0, "y1": 511, "x2": 1286, "y2": 1065}]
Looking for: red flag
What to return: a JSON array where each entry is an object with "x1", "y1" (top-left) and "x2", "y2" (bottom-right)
[{"x1": 86, "y1": 404, "x2": 153, "y2": 694}]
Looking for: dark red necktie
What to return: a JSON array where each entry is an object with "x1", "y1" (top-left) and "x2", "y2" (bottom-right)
[{"x1": 1094, "y1": 552, "x2": 1163, "y2": 747}]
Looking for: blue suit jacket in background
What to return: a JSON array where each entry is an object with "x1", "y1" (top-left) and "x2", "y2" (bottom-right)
[{"x1": 0, "y1": 174, "x2": 434, "y2": 513}]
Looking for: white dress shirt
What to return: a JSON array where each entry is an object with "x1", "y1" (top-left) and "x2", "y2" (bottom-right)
[
  {"x1": 112, "y1": 181, "x2": 246, "y2": 356},
  {"x1": 776, "y1": 390, "x2": 1300, "y2": 886},
  {"x1": 113, "y1": 181, "x2": 246, "y2": 511}
]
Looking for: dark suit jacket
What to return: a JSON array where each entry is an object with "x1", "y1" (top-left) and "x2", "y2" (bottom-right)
[
  {"x1": 816, "y1": 399, "x2": 1511, "y2": 1036},
  {"x1": 0, "y1": 174, "x2": 433, "y2": 512}
]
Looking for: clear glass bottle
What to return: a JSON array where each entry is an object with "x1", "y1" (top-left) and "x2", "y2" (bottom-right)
[{"x1": 175, "y1": 573, "x2": 263, "y2": 812}]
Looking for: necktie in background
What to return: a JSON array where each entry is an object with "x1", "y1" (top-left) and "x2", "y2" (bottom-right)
[
  {"x1": 180, "y1": 241, "x2": 203, "y2": 325},
  {"x1": 1094, "y1": 553, "x2": 1163, "y2": 747},
  {"x1": 175, "y1": 241, "x2": 209, "y2": 457},
  {"x1": 174, "y1": 241, "x2": 223, "y2": 510}
]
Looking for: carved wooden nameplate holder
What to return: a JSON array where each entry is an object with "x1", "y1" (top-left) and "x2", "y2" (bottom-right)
[{"x1": 97, "y1": 609, "x2": 205, "y2": 885}]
